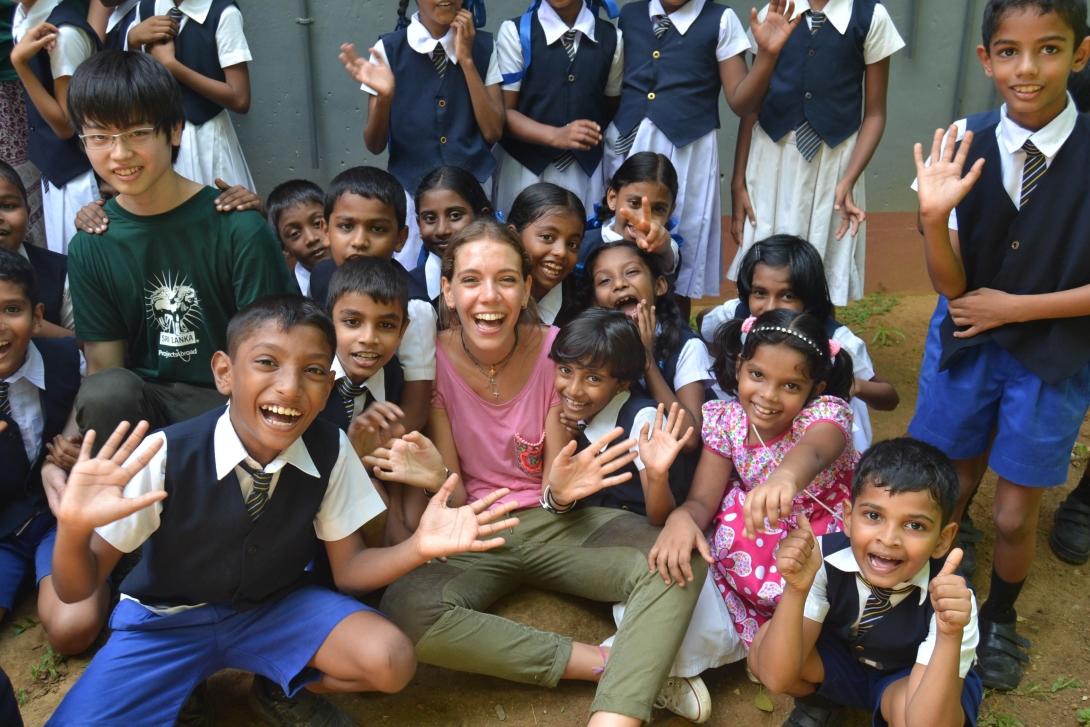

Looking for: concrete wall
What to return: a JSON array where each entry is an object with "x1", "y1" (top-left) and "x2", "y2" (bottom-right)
[{"x1": 232, "y1": 0, "x2": 1002, "y2": 212}]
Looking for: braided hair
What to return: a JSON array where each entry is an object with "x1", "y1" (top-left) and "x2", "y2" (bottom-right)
[{"x1": 396, "y1": 0, "x2": 411, "y2": 30}]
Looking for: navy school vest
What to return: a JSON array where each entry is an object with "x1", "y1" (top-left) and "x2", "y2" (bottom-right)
[
  {"x1": 498, "y1": 14, "x2": 618, "y2": 176},
  {"x1": 612, "y1": 1, "x2": 726, "y2": 148},
  {"x1": 383, "y1": 28, "x2": 496, "y2": 195},
  {"x1": 758, "y1": 0, "x2": 876, "y2": 148},
  {"x1": 941, "y1": 110, "x2": 1090, "y2": 384},
  {"x1": 821, "y1": 531, "x2": 941, "y2": 673},
  {"x1": 23, "y1": 243, "x2": 67, "y2": 327},
  {"x1": 23, "y1": 0, "x2": 99, "y2": 188},
  {"x1": 137, "y1": 0, "x2": 236, "y2": 125},
  {"x1": 0, "y1": 337, "x2": 81, "y2": 538},
  {"x1": 119, "y1": 407, "x2": 341, "y2": 610},
  {"x1": 318, "y1": 355, "x2": 406, "y2": 431}
]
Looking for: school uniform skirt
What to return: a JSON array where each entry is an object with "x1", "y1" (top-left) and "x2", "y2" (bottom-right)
[
  {"x1": 727, "y1": 123, "x2": 866, "y2": 307},
  {"x1": 491, "y1": 146, "x2": 604, "y2": 221},
  {"x1": 175, "y1": 109, "x2": 256, "y2": 192}
]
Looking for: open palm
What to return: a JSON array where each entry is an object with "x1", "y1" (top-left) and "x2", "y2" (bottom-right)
[
  {"x1": 751, "y1": 0, "x2": 801, "y2": 54},
  {"x1": 914, "y1": 126, "x2": 985, "y2": 219},
  {"x1": 413, "y1": 476, "x2": 520, "y2": 559},
  {"x1": 638, "y1": 403, "x2": 694, "y2": 477}
]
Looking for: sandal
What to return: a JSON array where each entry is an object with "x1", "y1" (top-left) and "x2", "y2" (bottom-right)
[
  {"x1": 1050, "y1": 497, "x2": 1090, "y2": 565},
  {"x1": 976, "y1": 620, "x2": 1030, "y2": 691},
  {"x1": 782, "y1": 695, "x2": 837, "y2": 727}
]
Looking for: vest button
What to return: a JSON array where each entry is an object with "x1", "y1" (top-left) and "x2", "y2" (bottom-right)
[
  {"x1": 439, "y1": 136, "x2": 447, "y2": 144},
  {"x1": 647, "y1": 92, "x2": 656, "y2": 100},
  {"x1": 804, "y1": 91, "x2": 814, "y2": 100},
  {"x1": 568, "y1": 74, "x2": 575, "y2": 82},
  {"x1": 1011, "y1": 240, "x2": 1020, "y2": 250},
  {"x1": 652, "y1": 50, "x2": 661, "y2": 59},
  {"x1": 247, "y1": 545, "x2": 258, "y2": 555},
  {"x1": 437, "y1": 99, "x2": 446, "y2": 108},
  {"x1": 808, "y1": 48, "x2": 816, "y2": 56}
]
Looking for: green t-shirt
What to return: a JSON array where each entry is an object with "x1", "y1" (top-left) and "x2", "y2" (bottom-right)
[{"x1": 69, "y1": 186, "x2": 295, "y2": 386}]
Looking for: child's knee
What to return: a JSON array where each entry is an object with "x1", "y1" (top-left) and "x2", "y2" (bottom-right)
[
  {"x1": 993, "y1": 497, "x2": 1041, "y2": 544},
  {"x1": 40, "y1": 605, "x2": 104, "y2": 656},
  {"x1": 356, "y1": 623, "x2": 416, "y2": 694}
]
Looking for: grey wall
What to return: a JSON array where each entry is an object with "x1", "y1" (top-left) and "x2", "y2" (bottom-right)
[{"x1": 232, "y1": 0, "x2": 1002, "y2": 213}]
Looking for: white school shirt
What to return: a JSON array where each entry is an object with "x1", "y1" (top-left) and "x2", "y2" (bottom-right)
[
  {"x1": 17, "y1": 244, "x2": 73, "y2": 330},
  {"x1": 912, "y1": 95, "x2": 1079, "y2": 230},
  {"x1": 746, "y1": 0, "x2": 904, "y2": 64},
  {"x1": 582, "y1": 390, "x2": 658, "y2": 471},
  {"x1": 359, "y1": 12, "x2": 503, "y2": 96},
  {"x1": 106, "y1": 0, "x2": 141, "y2": 34},
  {"x1": 294, "y1": 264, "x2": 312, "y2": 298},
  {"x1": 3, "y1": 342, "x2": 46, "y2": 462},
  {"x1": 804, "y1": 537, "x2": 979, "y2": 677},
  {"x1": 496, "y1": 1, "x2": 624, "y2": 95},
  {"x1": 13, "y1": 0, "x2": 95, "y2": 78},
  {"x1": 536, "y1": 282, "x2": 565, "y2": 326},
  {"x1": 331, "y1": 355, "x2": 388, "y2": 420},
  {"x1": 401, "y1": 299, "x2": 438, "y2": 381},
  {"x1": 125, "y1": 0, "x2": 251, "y2": 67},
  {"x1": 424, "y1": 251, "x2": 442, "y2": 301},
  {"x1": 97, "y1": 407, "x2": 386, "y2": 613}
]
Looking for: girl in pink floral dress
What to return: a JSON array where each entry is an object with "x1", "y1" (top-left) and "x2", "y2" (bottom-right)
[{"x1": 650, "y1": 308, "x2": 859, "y2": 656}]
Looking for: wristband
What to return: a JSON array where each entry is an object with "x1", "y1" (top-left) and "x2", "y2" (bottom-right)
[
  {"x1": 424, "y1": 467, "x2": 452, "y2": 496},
  {"x1": 539, "y1": 485, "x2": 575, "y2": 514}
]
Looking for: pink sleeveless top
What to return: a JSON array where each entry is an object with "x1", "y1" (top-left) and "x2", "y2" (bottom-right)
[{"x1": 433, "y1": 326, "x2": 560, "y2": 510}]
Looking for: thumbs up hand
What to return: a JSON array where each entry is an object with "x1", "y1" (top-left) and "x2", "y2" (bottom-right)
[
  {"x1": 929, "y1": 547, "x2": 973, "y2": 637},
  {"x1": 776, "y1": 515, "x2": 822, "y2": 594}
]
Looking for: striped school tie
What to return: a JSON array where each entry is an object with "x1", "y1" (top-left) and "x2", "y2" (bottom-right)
[
  {"x1": 0, "y1": 381, "x2": 10, "y2": 417},
  {"x1": 855, "y1": 574, "x2": 916, "y2": 636},
  {"x1": 241, "y1": 464, "x2": 273, "y2": 521},
  {"x1": 1020, "y1": 140, "x2": 1046, "y2": 207},
  {"x1": 615, "y1": 15, "x2": 672, "y2": 156},
  {"x1": 653, "y1": 14, "x2": 672, "y2": 38},
  {"x1": 794, "y1": 12, "x2": 828, "y2": 162},
  {"x1": 552, "y1": 29, "x2": 581, "y2": 172},
  {"x1": 431, "y1": 42, "x2": 447, "y2": 78},
  {"x1": 337, "y1": 377, "x2": 372, "y2": 422}
]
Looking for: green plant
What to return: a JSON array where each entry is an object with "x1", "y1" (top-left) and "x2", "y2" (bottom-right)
[
  {"x1": 1076, "y1": 707, "x2": 1090, "y2": 725},
  {"x1": 11, "y1": 616, "x2": 38, "y2": 635},
  {"x1": 30, "y1": 645, "x2": 67, "y2": 684},
  {"x1": 979, "y1": 712, "x2": 1024, "y2": 727},
  {"x1": 871, "y1": 325, "x2": 907, "y2": 347},
  {"x1": 837, "y1": 290, "x2": 901, "y2": 328}
]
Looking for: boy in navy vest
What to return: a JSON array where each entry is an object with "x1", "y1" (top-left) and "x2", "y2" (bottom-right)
[
  {"x1": 750, "y1": 438, "x2": 982, "y2": 727},
  {"x1": 908, "y1": 0, "x2": 1090, "y2": 690},
  {"x1": 46, "y1": 295, "x2": 519, "y2": 725},
  {"x1": 0, "y1": 250, "x2": 111, "y2": 657}
]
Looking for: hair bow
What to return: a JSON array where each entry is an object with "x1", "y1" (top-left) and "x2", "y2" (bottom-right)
[
  {"x1": 741, "y1": 316, "x2": 757, "y2": 334},
  {"x1": 828, "y1": 339, "x2": 841, "y2": 358}
]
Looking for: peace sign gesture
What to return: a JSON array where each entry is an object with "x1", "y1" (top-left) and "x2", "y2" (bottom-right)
[{"x1": 616, "y1": 196, "x2": 671, "y2": 255}]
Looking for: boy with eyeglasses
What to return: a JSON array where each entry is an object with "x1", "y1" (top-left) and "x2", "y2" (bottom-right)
[{"x1": 65, "y1": 50, "x2": 293, "y2": 442}]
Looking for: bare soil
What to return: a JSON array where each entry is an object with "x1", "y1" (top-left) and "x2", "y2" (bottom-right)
[{"x1": 2, "y1": 293, "x2": 1087, "y2": 727}]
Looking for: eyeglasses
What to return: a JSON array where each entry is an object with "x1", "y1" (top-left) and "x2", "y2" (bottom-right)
[{"x1": 78, "y1": 127, "x2": 158, "y2": 151}]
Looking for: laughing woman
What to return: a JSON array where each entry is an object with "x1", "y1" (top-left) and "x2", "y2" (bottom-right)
[{"x1": 373, "y1": 219, "x2": 704, "y2": 726}]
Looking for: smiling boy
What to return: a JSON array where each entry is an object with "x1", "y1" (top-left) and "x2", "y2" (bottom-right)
[{"x1": 749, "y1": 438, "x2": 982, "y2": 727}]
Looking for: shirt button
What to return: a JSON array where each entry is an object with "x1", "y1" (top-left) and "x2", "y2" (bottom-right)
[
  {"x1": 652, "y1": 50, "x2": 661, "y2": 59},
  {"x1": 647, "y1": 92, "x2": 656, "y2": 100},
  {"x1": 804, "y1": 91, "x2": 814, "y2": 100},
  {"x1": 439, "y1": 136, "x2": 447, "y2": 144},
  {"x1": 437, "y1": 98, "x2": 446, "y2": 108},
  {"x1": 1011, "y1": 240, "x2": 1020, "y2": 250},
  {"x1": 568, "y1": 74, "x2": 575, "y2": 82}
]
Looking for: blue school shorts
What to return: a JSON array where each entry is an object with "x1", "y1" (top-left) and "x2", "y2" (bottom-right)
[
  {"x1": 909, "y1": 298, "x2": 1090, "y2": 487},
  {"x1": 0, "y1": 511, "x2": 56, "y2": 610},
  {"x1": 815, "y1": 630, "x2": 983, "y2": 727},
  {"x1": 47, "y1": 586, "x2": 374, "y2": 726}
]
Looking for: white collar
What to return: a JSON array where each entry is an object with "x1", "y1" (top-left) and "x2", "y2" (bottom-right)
[
  {"x1": 3, "y1": 340, "x2": 45, "y2": 391},
  {"x1": 600, "y1": 219, "x2": 625, "y2": 243},
  {"x1": 536, "y1": 283, "x2": 565, "y2": 325},
  {"x1": 788, "y1": 0, "x2": 853, "y2": 35},
  {"x1": 107, "y1": 0, "x2": 142, "y2": 31},
  {"x1": 824, "y1": 543, "x2": 930, "y2": 605},
  {"x1": 331, "y1": 356, "x2": 387, "y2": 404},
  {"x1": 14, "y1": 0, "x2": 60, "y2": 38},
  {"x1": 538, "y1": 2, "x2": 598, "y2": 44},
  {"x1": 294, "y1": 265, "x2": 312, "y2": 297},
  {"x1": 213, "y1": 406, "x2": 318, "y2": 481},
  {"x1": 425, "y1": 251, "x2": 443, "y2": 300},
  {"x1": 154, "y1": 0, "x2": 213, "y2": 25},
  {"x1": 407, "y1": 11, "x2": 459, "y2": 64},
  {"x1": 998, "y1": 94, "x2": 1078, "y2": 160},
  {"x1": 648, "y1": 0, "x2": 706, "y2": 35},
  {"x1": 583, "y1": 390, "x2": 631, "y2": 444},
  {"x1": 16, "y1": 244, "x2": 30, "y2": 261}
]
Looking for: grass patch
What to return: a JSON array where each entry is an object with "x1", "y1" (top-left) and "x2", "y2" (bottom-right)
[
  {"x1": 30, "y1": 645, "x2": 67, "y2": 686},
  {"x1": 979, "y1": 713, "x2": 1024, "y2": 727},
  {"x1": 837, "y1": 290, "x2": 905, "y2": 348},
  {"x1": 1076, "y1": 707, "x2": 1090, "y2": 725}
]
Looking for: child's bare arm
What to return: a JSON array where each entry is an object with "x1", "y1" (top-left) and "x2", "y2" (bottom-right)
[
  {"x1": 10, "y1": 23, "x2": 77, "y2": 139},
  {"x1": 853, "y1": 375, "x2": 899, "y2": 411},
  {"x1": 451, "y1": 10, "x2": 505, "y2": 144},
  {"x1": 720, "y1": 1, "x2": 801, "y2": 116},
  {"x1": 398, "y1": 381, "x2": 431, "y2": 436},
  {"x1": 730, "y1": 112, "x2": 758, "y2": 245},
  {"x1": 502, "y1": 90, "x2": 603, "y2": 150},
  {"x1": 949, "y1": 284, "x2": 1090, "y2": 338},
  {"x1": 149, "y1": 38, "x2": 251, "y2": 114}
]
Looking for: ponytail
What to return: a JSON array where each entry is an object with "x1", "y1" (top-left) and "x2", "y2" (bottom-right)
[{"x1": 395, "y1": 0, "x2": 411, "y2": 30}]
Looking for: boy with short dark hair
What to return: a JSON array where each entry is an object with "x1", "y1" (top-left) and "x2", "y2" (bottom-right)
[
  {"x1": 309, "y1": 166, "x2": 436, "y2": 438},
  {"x1": 46, "y1": 295, "x2": 519, "y2": 725},
  {"x1": 750, "y1": 438, "x2": 982, "y2": 727},
  {"x1": 267, "y1": 179, "x2": 328, "y2": 297},
  {"x1": 64, "y1": 50, "x2": 294, "y2": 442},
  {"x1": 0, "y1": 249, "x2": 110, "y2": 656},
  {"x1": 909, "y1": 0, "x2": 1090, "y2": 689}
]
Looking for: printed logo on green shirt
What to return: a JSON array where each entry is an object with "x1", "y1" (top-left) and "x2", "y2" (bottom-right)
[{"x1": 146, "y1": 271, "x2": 203, "y2": 363}]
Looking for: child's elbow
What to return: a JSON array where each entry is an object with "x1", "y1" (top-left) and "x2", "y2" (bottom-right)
[{"x1": 229, "y1": 94, "x2": 251, "y2": 114}]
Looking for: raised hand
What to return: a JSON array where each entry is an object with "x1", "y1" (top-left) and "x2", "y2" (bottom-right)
[
  {"x1": 364, "y1": 431, "x2": 447, "y2": 490},
  {"x1": 127, "y1": 14, "x2": 178, "y2": 47},
  {"x1": 638, "y1": 403, "x2": 693, "y2": 478},
  {"x1": 58, "y1": 422, "x2": 166, "y2": 534},
  {"x1": 75, "y1": 198, "x2": 109, "y2": 234},
  {"x1": 776, "y1": 515, "x2": 822, "y2": 594},
  {"x1": 948, "y1": 287, "x2": 1018, "y2": 338},
  {"x1": 450, "y1": 9, "x2": 477, "y2": 66},
  {"x1": 929, "y1": 547, "x2": 972, "y2": 636},
  {"x1": 647, "y1": 510, "x2": 713, "y2": 586},
  {"x1": 750, "y1": 0, "x2": 801, "y2": 55},
  {"x1": 213, "y1": 178, "x2": 262, "y2": 213},
  {"x1": 10, "y1": 22, "x2": 58, "y2": 65},
  {"x1": 412, "y1": 475, "x2": 520, "y2": 559},
  {"x1": 634, "y1": 300, "x2": 657, "y2": 361},
  {"x1": 833, "y1": 181, "x2": 865, "y2": 240},
  {"x1": 340, "y1": 43, "x2": 394, "y2": 97},
  {"x1": 548, "y1": 427, "x2": 638, "y2": 505},
  {"x1": 552, "y1": 120, "x2": 603, "y2": 151},
  {"x1": 914, "y1": 126, "x2": 986, "y2": 221},
  {"x1": 743, "y1": 470, "x2": 799, "y2": 538},
  {"x1": 616, "y1": 196, "x2": 670, "y2": 255},
  {"x1": 347, "y1": 401, "x2": 407, "y2": 459}
]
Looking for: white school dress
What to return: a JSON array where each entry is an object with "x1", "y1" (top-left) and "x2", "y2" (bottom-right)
[
  {"x1": 601, "y1": 0, "x2": 750, "y2": 300},
  {"x1": 491, "y1": 1, "x2": 623, "y2": 217},
  {"x1": 727, "y1": 1, "x2": 904, "y2": 306}
]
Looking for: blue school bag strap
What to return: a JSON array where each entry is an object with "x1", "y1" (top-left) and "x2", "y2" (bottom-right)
[
  {"x1": 501, "y1": 0, "x2": 619, "y2": 85},
  {"x1": 395, "y1": 0, "x2": 486, "y2": 31}
]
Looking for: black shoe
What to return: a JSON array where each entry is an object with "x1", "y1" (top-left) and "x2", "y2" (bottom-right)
[
  {"x1": 976, "y1": 620, "x2": 1031, "y2": 691},
  {"x1": 1050, "y1": 496, "x2": 1090, "y2": 565},
  {"x1": 956, "y1": 513, "x2": 982, "y2": 580},
  {"x1": 248, "y1": 674, "x2": 357, "y2": 727},
  {"x1": 176, "y1": 681, "x2": 214, "y2": 727},
  {"x1": 782, "y1": 694, "x2": 837, "y2": 727}
]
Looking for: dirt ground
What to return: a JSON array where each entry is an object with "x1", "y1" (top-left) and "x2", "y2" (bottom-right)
[{"x1": 2, "y1": 293, "x2": 1088, "y2": 727}]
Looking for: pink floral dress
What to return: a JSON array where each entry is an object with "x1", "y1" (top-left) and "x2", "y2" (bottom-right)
[{"x1": 702, "y1": 396, "x2": 857, "y2": 645}]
